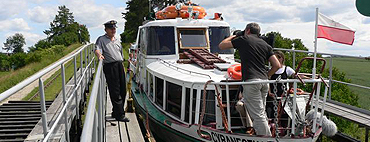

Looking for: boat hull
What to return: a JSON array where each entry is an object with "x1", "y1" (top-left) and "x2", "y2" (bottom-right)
[{"x1": 130, "y1": 81, "x2": 321, "y2": 142}]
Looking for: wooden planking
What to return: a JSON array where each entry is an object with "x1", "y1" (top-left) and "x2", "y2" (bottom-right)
[{"x1": 105, "y1": 91, "x2": 145, "y2": 142}]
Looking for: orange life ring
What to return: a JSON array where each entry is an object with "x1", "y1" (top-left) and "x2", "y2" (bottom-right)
[
  {"x1": 227, "y1": 64, "x2": 242, "y2": 80},
  {"x1": 289, "y1": 88, "x2": 305, "y2": 95},
  {"x1": 155, "y1": 4, "x2": 207, "y2": 19}
]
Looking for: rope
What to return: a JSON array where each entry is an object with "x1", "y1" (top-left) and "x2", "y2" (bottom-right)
[{"x1": 197, "y1": 80, "x2": 231, "y2": 139}]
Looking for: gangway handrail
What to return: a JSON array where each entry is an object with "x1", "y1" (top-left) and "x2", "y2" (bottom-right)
[
  {"x1": 43, "y1": 55, "x2": 96, "y2": 141},
  {"x1": 0, "y1": 43, "x2": 91, "y2": 101},
  {"x1": 0, "y1": 43, "x2": 95, "y2": 141},
  {"x1": 81, "y1": 59, "x2": 105, "y2": 142}
]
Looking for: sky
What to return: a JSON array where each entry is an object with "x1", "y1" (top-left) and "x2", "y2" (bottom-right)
[{"x1": 0, "y1": 0, "x2": 369, "y2": 57}]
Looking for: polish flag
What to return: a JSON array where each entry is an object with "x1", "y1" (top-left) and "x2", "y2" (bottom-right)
[{"x1": 317, "y1": 13, "x2": 355, "y2": 45}]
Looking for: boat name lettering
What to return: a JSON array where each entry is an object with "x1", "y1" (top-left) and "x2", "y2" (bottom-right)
[{"x1": 211, "y1": 132, "x2": 260, "y2": 142}]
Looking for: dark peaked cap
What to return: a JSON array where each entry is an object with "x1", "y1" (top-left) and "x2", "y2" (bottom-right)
[{"x1": 104, "y1": 20, "x2": 118, "y2": 28}]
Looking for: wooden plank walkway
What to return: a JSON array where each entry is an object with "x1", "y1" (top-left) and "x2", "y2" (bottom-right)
[{"x1": 105, "y1": 91, "x2": 145, "y2": 142}]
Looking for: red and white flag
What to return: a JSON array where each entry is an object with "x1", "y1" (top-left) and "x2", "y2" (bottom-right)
[{"x1": 317, "y1": 13, "x2": 355, "y2": 45}]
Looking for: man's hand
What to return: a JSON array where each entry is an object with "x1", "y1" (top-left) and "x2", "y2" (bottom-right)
[{"x1": 98, "y1": 55, "x2": 105, "y2": 60}]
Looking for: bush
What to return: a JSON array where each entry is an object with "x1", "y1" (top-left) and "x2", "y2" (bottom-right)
[
  {"x1": 9, "y1": 53, "x2": 27, "y2": 69},
  {"x1": 25, "y1": 51, "x2": 42, "y2": 64}
]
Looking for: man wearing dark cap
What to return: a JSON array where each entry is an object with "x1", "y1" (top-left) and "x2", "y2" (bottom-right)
[
  {"x1": 95, "y1": 20, "x2": 129, "y2": 122},
  {"x1": 219, "y1": 23, "x2": 280, "y2": 136}
]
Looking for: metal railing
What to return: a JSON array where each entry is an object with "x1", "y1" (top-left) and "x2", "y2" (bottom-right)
[
  {"x1": 0, "y1": 43, "x2": 94, "y2": 141},
  {"x1": 80, "y1": 59, "x2": 106, "y2": 142}
]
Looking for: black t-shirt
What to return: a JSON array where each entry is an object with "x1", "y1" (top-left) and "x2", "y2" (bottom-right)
[{"x1": 231, "y1": 34, "x2": 273, "y2": 80}]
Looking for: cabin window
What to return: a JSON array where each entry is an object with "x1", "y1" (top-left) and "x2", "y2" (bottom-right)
[
  {"x1": 185, "y1": 88, "x2": 191, "y2": 123},
  {"x1": 166, "y1": 82, "x2": 182, "y2": 118},
  {"x1": 146, "y1": 26, "x2": 175, "y2": 55},
  {"x1": 139, "y1": 28, "x2": 147, "y2": 55},
  {"x1": 148, "y1": 72, "x2": 153, "y2": 100},
  {"x1": 209, "y1": 27, "x2": 234, "y2": 54},
  {"x1": 199, "y1": 90, "x2": 216, "y2": 124},
  {"x1": 178, "y1": 28, "x2": 209, "y2": 49},
  {"x1": 155, "y1": 77, "x2": 164, "y2": 107},
  {"x1": 191, "y1": 89, "x2": 197, "y2": 124},
  {"x1": 221, "y1": 89, "x2": 243, "y2": 127}
]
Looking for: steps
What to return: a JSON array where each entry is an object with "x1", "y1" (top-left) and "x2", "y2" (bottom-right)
[{"x1": 0, "y1": 101, "x2": 51, "y2": 141}]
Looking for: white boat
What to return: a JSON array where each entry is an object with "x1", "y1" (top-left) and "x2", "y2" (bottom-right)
[{"x1": 128, "y1": 3, "x2": 328, "y2": 142}]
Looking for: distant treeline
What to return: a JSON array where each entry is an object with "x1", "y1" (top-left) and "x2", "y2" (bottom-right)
[{"x1": 1, "y1": 5, "x2": 89, "y2": 71}]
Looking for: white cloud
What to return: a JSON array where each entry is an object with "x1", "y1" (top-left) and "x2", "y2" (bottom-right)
[
  {"x1": 0, "y1": 18, "x2": 31, "y2": 32},
  {"x1": 2, "y1": 31, "x2": 45, "y2": 52},
  {"x1": 0, "y1": 0, "x2": 27, "y2": 20},
  {"x1": 27, "y1": 6, "x2": 58, "y2": 23},
  {"x1": 60, "y1": 0, "x2": 126, "y2": 29}
]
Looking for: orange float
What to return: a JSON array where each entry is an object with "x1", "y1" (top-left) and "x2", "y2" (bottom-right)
[
  {"x1": 289, "y1": 88, "x2": 305, "y2": 95},
  {"x1": 155, "y1": 3, "x2": 207, "y2": 19},
  {"x1": 227, "y1": 64, "x2": 242, "y2": 80}
]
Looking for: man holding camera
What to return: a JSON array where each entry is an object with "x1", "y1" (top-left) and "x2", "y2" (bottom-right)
[{"x1": 219, "y1": 23, "x2": 280, "y2": 136}]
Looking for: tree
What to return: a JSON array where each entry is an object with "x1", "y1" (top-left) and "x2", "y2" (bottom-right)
[
  {"x1": 3, "y1": 33, "x2": 25, "y2": 53},
  {"x1": 121, "y1": 0, "x2": 149, "y2": 43},
  {"x1": 121, "y1": 0, "x2": 177, "y2": 43},
  {"x1": 44, "y1": 5, "x2": 89, "y2": 46},
  {"x1": 44, "y1": 5, "x2": 74, "y2": 41}
]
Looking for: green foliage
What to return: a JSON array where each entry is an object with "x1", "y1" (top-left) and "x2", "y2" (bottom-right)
[
  {"x1": 121, "y1": 0, "x2": 178, "y2": 43},
  {"x1": 121, "y1": 0, "x2": 150, "y2": 43},
  {"x1": 9, "y1": 53, "x2": 27, "y2": 69},
  {"x1": 44, "y1": 5, "x2": 89, "y2": 46},
  {"x1": 3, "y1": 33, "x2": 25, "y2": 53},
  {"x1": 25, "y1": 51, "x2": 42, "y2": 64},
  {"x1": 0, "y1": 54, "x2": 10, "y2": 71},
  {"x1": 0, "y1": 43, "x2": 81, "y2": 94}
]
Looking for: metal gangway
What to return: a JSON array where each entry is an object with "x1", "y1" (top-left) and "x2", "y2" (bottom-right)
[{"x1": 0, "y1": 43, "x2": 95, "y2": 141}]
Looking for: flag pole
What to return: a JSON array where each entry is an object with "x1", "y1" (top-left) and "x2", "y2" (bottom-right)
[{"x1": 313, "y1": 8, "x2": 318, "y2": 79}]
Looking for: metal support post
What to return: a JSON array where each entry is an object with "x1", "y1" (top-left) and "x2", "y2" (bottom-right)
[
  {"x1": 365, "y1": 127, "x2": 369, "y2": 142},
  {"x1": 74, "y1": 56, "x2": 80, "y2": 119},
  {"x1": 292, "y1": 82, "x2": 297, "y2": 135},
  {"x1": 329, "y1": 55, "x2": 333, "y2": 100},
  {"x1": 39, "y1": 78, "x2": 49, "y2": 138},
  {"x1": 61, "y1": 64, "x2": 70, "y2": 142}
]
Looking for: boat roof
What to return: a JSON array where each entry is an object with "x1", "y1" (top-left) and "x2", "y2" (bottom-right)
[
  {"x1": 146, "y1": 59, "x2": 235, "y2": 84},
  {"x1": 140, "y1": 19, "x2": 230, "y2": 28}
]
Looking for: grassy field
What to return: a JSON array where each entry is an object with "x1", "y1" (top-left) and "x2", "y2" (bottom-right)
[
  {"x1": 0, "y1": 44, "x2": 82, "y2": 94},
  {"x1": 329, "y1": 57, "x2": 370, "y2": 110}
]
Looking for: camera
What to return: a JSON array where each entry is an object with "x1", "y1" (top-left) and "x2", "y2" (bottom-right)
[
  {"x1": 232, "y1": 30, "x2": 275, "y2": 47},
  {"x1": 260, "y1": 33, "x2": 275, "y2": 47},
  {"x1": 233, "y1": 30, "x2": 244, "y2": 37}
]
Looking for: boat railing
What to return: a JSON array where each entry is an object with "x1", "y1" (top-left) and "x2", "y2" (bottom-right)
[
  {"x1": 192, "y1": 78, "x2": 328, "y2": 136},
  {"x1": 274, "y1": 47, "x2": 370, "y2": 101}
]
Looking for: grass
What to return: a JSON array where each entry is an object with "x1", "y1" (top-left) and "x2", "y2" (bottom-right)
[
  {"x1": 23, "y1": 44, "x2": 88, "y2": 101},
  {"x1": 0, "y1": 44, "x2": 82, "y2": 94},
  {"x1": 328, "y1": 57, "x2": 370, "y2": 110}
]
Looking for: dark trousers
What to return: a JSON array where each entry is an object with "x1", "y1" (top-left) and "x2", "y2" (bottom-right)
[{"x1": 103, "y1": 61, "x2": 126, "y2": 117}]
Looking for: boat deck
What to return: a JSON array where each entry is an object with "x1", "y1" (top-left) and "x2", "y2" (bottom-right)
[{"x1": 105, "y1": 91, "x2": 145, "y2": 142}]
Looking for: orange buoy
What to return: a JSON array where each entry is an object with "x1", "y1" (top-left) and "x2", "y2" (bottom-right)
[
  {"x1": 227, "y1": 64, "x2": 242, "y2": 80},
  {"x1": 289, "y1": 88, "x2": 305, "y2": 95},
  {"x1": 155, "y1": 3, "x2": 207, "y2": 19}
]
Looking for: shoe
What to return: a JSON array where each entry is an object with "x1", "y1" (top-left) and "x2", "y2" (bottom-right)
[
  {"x1": 114, "y1": 115, "x2": 130, "y2": 122},
  {"x1": 246, "y1": 127, "x2": 255, "y2": 135}
]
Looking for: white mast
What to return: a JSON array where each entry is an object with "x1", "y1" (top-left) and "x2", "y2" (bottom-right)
[{"x1": 313, "y1": 8, "x2": 319, "y2": 78}]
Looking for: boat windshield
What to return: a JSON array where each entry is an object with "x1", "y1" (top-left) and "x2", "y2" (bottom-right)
[
  {"x1": 209, "y1": 27, "x2": 234, "y2": 54},
  {"x1": 145, "y1": 26, "x2": 176, "y2": 55},
  {"x1": 178, "y1": 29, "x2": 209, "y2": 48}
]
